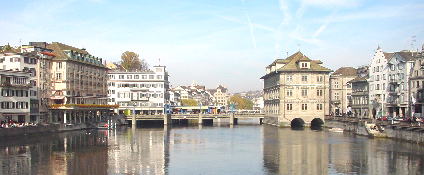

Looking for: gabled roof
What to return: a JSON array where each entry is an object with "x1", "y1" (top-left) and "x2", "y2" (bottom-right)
[
  {"x1": 332, "y1": 67, "x2": 357, "y2": 77},
  {"x1": 383, "y1": 53, "x2": 394, "y2": 60},
  {"x1": 47, "y1": 42, "x2": 89, "y2": 59},
  {"x1": 276, "y1": 51, "x2": 332, "y2": 72},
  {"x1": 348, "y1": 76, "x2": 368, "y2": 83}
]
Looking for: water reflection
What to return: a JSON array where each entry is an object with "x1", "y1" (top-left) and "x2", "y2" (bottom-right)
[
  {"x1": 1, "y1": 125, "x2": 424, "y2": 175},
  {"x1": 263, "y1": 126, "x2": 424, "y2": 175}
]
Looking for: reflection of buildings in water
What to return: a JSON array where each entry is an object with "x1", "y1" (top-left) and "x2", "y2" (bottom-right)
[
  {"x1": 50, "y1": 132, "x2": 109, "y2": 175},
  {"x1": 328, "y1": 136, "x2": 353, "y2": 173},
  {"x1": 366, "y1": 139, "x2": 424, "y2": 175},
  {"x1": 262, "y1": 126, "x2": 328, "y2": 175},
  {"x1": 107, "y1": 127, "x2": 169, "y2": 175},
  {"x1": 0, "y1": 146, "x2": 32, "y2": 175}
]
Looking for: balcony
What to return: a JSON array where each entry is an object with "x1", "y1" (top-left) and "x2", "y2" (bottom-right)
[
  {"x1": 0, "y1": 82, "x2": 32, "y2": 88},
  {"x1": 389, "y1": 79, "x2": 399, "y2": 84}
]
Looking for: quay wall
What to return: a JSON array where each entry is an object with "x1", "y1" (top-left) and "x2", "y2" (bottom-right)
[
  {"x1": 0, "y1": 123, "x2": 96, "y2": 138},
  {"x1": 326, "y1": 119, "x2": 424, "y2": 144}
]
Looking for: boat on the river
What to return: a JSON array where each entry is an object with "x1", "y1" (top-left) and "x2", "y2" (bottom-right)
[{"x1": 329, "y1": 127, "x2": 344, "y2": 133}]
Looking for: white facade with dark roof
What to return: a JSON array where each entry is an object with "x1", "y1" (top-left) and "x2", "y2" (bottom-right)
[
  {"x1": 0, "y1": 69, "x2": 31, "y2": 122},
  {"x1": 368, "y1": 47, "x2": 390, "y2": 118},
  {"x1": 107, "y1": 66, "x2": 169, "y2": 115}
]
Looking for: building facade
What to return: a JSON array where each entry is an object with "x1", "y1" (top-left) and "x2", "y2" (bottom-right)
[
  {"x1": 209, "y1": 85, "x2": 229, "y2": 107},
  {"x1": 348, "y1": 66, "x2": 370, "y2": 118},
  {"x1": 385, "y1": 51, "x2": 416, "y2": 118},
  {"x1": 261, "y1": 52, "x2": 332, "y2": 127},
  {"x1": 329, "y1": 67, "x2": 357, "y2": 116},
  {"x1": 368, "y1": 47, "x2": 391, "y2": 118},
  {"x1": 47, "y1": 42, "x2": 111, "y2": 124},
  {"x1": 0, "y1": 70, "x2": 31, "y2": 123},
  {"x1": 107, "y1": 66, "x2": 169, "y2": 115},
  {"x1": 408, "y1": 48, "x2": 424, "y2": 117},
  {"x1": 0, "y1": 43, "x2": 54, "y2": 123}
]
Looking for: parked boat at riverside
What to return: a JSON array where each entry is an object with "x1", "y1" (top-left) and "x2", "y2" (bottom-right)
[{"x1": 329, "y1": 127, "x2": 344, "y2": 133}]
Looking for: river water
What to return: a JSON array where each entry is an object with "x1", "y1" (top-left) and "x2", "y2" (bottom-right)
[{"x1": 0, "y1": 123, "x2": 423, "y2": 175}]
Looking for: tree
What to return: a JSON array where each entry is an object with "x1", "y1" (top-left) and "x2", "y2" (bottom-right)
[
  {"x1": 229, "y1": 95, "x2": 254, "y2": 110},
  {"x1": 119, "y1": 51, "x2": 149, "y2": 71},
  {"x1": 181, "y1": 99, "x2": 198, "y2": 106}
]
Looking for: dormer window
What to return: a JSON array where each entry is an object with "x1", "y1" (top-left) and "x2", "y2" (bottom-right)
[{"x1": 300, "y1": 62, "x2": 309, "y2": 69}]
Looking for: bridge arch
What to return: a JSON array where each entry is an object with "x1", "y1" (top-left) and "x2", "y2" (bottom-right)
[
  {"x1": 310, "y1": 118, "x2": 324, "y2": 129},
  {"x1": 290, "y1": 118, "x2": 305, "y2": 128}
]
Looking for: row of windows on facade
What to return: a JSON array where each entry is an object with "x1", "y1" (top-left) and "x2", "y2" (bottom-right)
[
  {"x1": 108, "y1": 82, "x2": 164, "y2": 88},
  {"x1": 266, "y1": 103, "x2": 324, "y2": 111},
  {"x1": 56, "y1": 62, "x2": 107, "y2": 75},
  {"x1": 3, "y1": 57, "x2": 38, "y2": 64},
  {"x1": 1, "y1": 77, "x2": 28, "y2": 85},
  {"x1": 115, "y1": 92, "x2": 164, "y2": 99},
  {"x1": 116, "y1": 101, "x2": 164, "y2": 107},
  {"x1": 109, "y1": 74, "x2": 163, "y2": 80},
  {"x1": 265, "y1": 89, "x2": 324, "y2": 99},
  {"x1": 370, "y1": 73, "x2": 405, "y2": 82},
  {"x1": 332, "y1": 81, "x2": 352, "y2": 89},
  {"x1": 1, "y1": 89, "x2": 30, "y2": 97},
  {"x1": 0, "y1": 101, "x2": 29, "y2": 109},
  {"x1": 351, "y1": 97, "x2": 369, "y2": 105},
  {"x1": 285, "y1": 75, "x2": 324, "y2": 82}
]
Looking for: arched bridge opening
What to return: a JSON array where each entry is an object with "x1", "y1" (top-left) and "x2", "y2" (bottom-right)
[
  {"x1": 290, "y1": 118, "x2": 305, "y2": 129},
  {"x1": 310, "y1": 118, "x2": 324, "y2": 129}
]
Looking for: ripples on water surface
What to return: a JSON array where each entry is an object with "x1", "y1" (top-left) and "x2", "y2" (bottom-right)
[{"x1": 1, "y1": 123, "x2": 423, "y2": 175}]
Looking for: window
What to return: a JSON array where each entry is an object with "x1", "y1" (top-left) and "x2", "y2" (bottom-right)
[
  {"x1": 383, "y1": 74, "x2": 386, "y2": 80},
  {"x1": 142, "y1": 75, "x2": 147, "y2": 79},
  {"x1": 56, "y1": 73, "x2": 62, "y2": 80},
  {"x1": 286, "y1": 104, "x2": 292, "y2": 110},
  {"x1": 317, "y1": 104, "x2": 323, "y2": 110},
  {"x1": 286, "y1": 90, "x2": 292, "y2": 97},
  {"x1": 335, "y1": 92, "x2": 339, "y2": 100},
  {"x1": 317, "y1": 89, "x2": 323, "y2": 96},
  {"x1": 335, "y1": 82, "x2": 339, "y2": 88},
  {"x1": 134, "y1": 75, "x2": 139, "y2": 79},
  {"x1": 149, "y1": 75, "x2": 154, "y2": 79},
  {"x1": 119, "y1": 75, "x2": 124, "y2": 79},
  {"x1": 376, "y1": 84, "x2": 380, "y2": 90},
  {"x1": 317, "y1": 76, "x2": 323, "y2": 82},
  {"x1": 302, "y1": 75, "x2": 307, "y2": 82},
  {"x1": 287, "y1": 75, "x2": 292, "y2": 82},
  {"x1": 127, "y1": 75, "x2": 132, "y2": 79},
  {"x1": 302, "y1": 104, "x2": 308, "y2": 110},
  {"x1": 300, "y1": 62, "x2": 308, "y2": 68},
  {"x1": 301, "y1": 89, "x2": 308, "y2": 96},
  {"x1": 376, "y1": 75, "x2": 380, "y2": 81},
  {"x1": 57, "y1": 62, "x2": 62, "y2": 70},
  {"x1": 157, "y1": 75, "x2": 163, "y2": 79}
]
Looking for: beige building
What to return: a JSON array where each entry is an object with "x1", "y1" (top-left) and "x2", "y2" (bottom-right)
[
  {"x1": 261, "y1": 52, "x2": 332, "y2": 127},
  {"x1": 209, "y1": 85, "x2": 229, "y2": 107},
  {"x1": 46, "y1": 42, "x2": 112, "y2": 124},
  {"x1": 329, "y1": 67, "x2": 357, "y2": 116}
]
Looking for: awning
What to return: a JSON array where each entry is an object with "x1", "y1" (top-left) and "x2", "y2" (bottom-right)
[{"x1": 50, "y1": 96, "x2": 65, "y2": 100}]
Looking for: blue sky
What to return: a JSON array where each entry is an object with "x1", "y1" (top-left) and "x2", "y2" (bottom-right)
[{"x1": 1, "y1": 0, "x2": 424, "y2": 92}]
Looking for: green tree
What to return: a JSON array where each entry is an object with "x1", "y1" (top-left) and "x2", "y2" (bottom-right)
[
  {"x1": 181, "y1": 99, "x2": 198, "y2": 106},
  {"x1": 120, "y1": 51, "x2": 149, "y2": 71},
  {"x1": 229, "y1": 95, "x2": 253, "y2": 109}
]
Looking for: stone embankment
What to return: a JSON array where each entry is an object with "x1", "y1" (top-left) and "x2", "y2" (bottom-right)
[{"x1": 325, "y1": 117, "x2": 424, "y2": 144}]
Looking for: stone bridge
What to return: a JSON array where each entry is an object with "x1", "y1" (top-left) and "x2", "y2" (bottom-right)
[{"x1": 126, "y1": 113, "x2": 265, "y2": 126}]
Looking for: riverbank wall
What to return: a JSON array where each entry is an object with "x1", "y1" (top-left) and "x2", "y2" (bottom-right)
[
  {"x1": 0, "y1": 123, "x2": 96, "y2": 138},
  {"x1": 325, "y1": 119, "x2": 424, "y2": 144}
]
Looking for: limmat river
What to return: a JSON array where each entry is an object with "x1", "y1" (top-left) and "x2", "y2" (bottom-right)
[{"x1": 1, "y1": 123, "x2": 423, "y2": 175}]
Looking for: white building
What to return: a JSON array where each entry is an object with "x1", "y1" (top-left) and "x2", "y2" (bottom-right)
[
  {"x1": 0, "y1": 43, "x2": 54, "y2": 123},
  {"x1": 107, "y1": 66, "x2": 169, "y2": 115},
  {"x1": 0, "y1": 69, "x2": 31, "y2": 123},
  {"x1": 386, "y1": 51, "x2": 416, "y2": 118},
  {"x1": 252, "y1": 96, "x2": 264, "y2": 112},
  {"x1": 368, "y1": 46, "x2": 391, "y2": 118}
]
